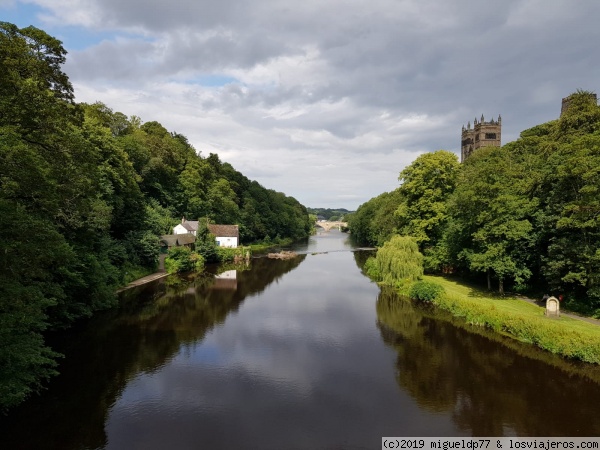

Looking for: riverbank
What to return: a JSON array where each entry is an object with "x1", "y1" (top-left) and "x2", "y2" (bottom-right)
[
  {"x1": 400, "y1": 275, "x2": 600, "y2": 364},
  {"x1": 116, "y1": 271, "x2": 170, "y2": 292}
]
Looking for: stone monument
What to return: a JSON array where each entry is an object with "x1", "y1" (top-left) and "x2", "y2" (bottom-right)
[{"x1": 545, "y1": 296, "x2": 560, "y2": 317}]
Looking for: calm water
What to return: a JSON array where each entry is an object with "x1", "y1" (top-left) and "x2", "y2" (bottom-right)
[{"x1": 2, "y1": 230, "x2": 600, "y2": 449}]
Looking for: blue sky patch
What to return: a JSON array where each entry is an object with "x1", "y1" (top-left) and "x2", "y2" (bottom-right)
[
  {"x1": 195, "y1": 75, "x2": 238, "y2": 87},
  {"x1": 1, "y1": 1, "x2": 126, "y2": 51},
  {"x1": 1, "y1": 1, "x2": 44, "y2": 29}
]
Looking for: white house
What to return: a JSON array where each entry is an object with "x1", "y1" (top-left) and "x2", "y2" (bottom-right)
[
  {"x1": 173, "y1": 218, "x2": 199, "y2": 236},
  {"x1": 173, "y1": 219, "x2": 239, "y2": 248},
  {"x1": 208, "y1": 224, "x2": 239, "y2": 248}
]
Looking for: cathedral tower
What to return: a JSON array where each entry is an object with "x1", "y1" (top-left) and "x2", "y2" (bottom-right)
[{"x1": 461, "y1": 114, "x2": 501, "y2": 162}]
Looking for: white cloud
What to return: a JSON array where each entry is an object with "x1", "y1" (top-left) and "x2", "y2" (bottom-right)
[{"x1": 12, "y1": 0, "x2": 600, "y2": 208}]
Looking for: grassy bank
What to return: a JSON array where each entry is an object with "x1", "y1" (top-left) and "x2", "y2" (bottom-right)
[
  {"x1": 248, "y1": 238, "x2": 296, "y2": 253},
  {"x1": 121, "y1": 263, "x2": 156, "y2": 286},
  {"x1": 400, "y1": 275, "x2": 600, "y2": 364}
]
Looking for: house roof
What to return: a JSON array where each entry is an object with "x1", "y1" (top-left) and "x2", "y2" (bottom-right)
[
  {"x1": 181, "y1": 220, "x2": 199, "y2": 232},
  {"x1": 176, "y1": 233, "x2": 196, "y2": 245},
  {"x1": 160, "y1": 233, "x2": 196, "y2": 246},
  {"x1": 208, "y1": 224, "x2": 239, "y2": 238}
]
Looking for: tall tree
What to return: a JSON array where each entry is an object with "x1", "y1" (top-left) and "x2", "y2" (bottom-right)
[
  {"x1": 447, "y1": 146, "x2": 536, "y2": 293},
  {"x1": 395, "y1": 150, "x2": 459, "y2": 270}
]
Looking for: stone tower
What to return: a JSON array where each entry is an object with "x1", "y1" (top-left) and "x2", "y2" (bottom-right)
[{"x1": 461, "y1": 114, "x2": 502, "y2": 162}]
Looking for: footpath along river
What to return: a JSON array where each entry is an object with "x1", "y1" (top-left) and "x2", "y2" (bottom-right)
[{"x1": 1, "y1": 230, "x2": 600, "y2": 449}]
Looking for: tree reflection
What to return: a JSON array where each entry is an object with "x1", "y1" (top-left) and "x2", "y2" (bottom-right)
[
  {"x1": 376, "y1": 287, "x2": 600, "y2": 436},
  {"x1": 0, "y1": 255, "x2": 306, "y2": 450}
]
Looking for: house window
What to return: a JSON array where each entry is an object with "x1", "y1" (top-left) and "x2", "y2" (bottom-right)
[{"x1": 485, "y1": 133, "x2": 497, "y2": 140}]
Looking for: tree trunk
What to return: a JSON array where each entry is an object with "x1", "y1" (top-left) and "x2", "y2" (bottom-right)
[
  {"x1": 498, "y1": 278, "x2": 504, "y2": 295},
  {"x1": 487, "y1": 269, "x2": 491, "y2": 290}
]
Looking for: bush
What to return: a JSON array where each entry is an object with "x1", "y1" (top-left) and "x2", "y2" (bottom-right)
[
  {"x1": 216, "y1": 246, "x2": 251, "y2": 263},
  {"x1": 196, "y1": 241, "x2": 219, "y2": 263},
  {"x1": 409, "y1": 281, "x2": 445, "y2": 302},
  {"x1": 165, "y1": 247, "x2": 204, "y2": 274},
  {"x1": 363, "y1": 257, "x2": 380, "y2": 280}
]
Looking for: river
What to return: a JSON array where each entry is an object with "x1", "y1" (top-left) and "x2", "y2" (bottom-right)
[{"x1": 1, "y1": 230, "x2": 600, "y2": 449}]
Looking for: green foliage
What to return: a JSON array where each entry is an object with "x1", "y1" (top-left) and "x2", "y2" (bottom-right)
[
  {"x1": 439, "y1": 144, "x2": 539, "y2": 293},
  {"x1": 144, "y1": 199, "x2": 175, "y2": 235},
  {"x1": 0, "y1": 22, "x2": 77, "y2": 139},
  {"x1": 121, "y1": 263, "x2": 154, "y2": 285},
  {"x1": 136, "y1": 231, "x2": 160, "y2": 268},
  {"x1": 199, "y1": 242, "x2": 219, "y2": 264},
  {"x1": 0, "y1": 21, "x2": 313, "y2": 411},
  {"x1": 0, "y1": 201, "x2": 65, "y2": 411},
  {"x1": 349, "y1": 150, "x2": 459, "y2": 256},
  {"x1": 409, "y1": 281, "x2": 445, "y2": 302},
  {"x1": 425, "y1": 278, "x2": 600, "y2": 364},
  {"x1": 164, "y1": 247, "x2": 204, "y2": 274},
  {"x1": 216, "y1": 246, "x2": 252, "y2": 263},
  {"x1": 354, "y1": 90, "x2": 600, "y2": 310},
  {"x1": 363, "y1": 257, "x2": 381, "y2": 280},
  {"x1": 369, "y1": 235, "x2": 424, "y2": 286},
  {"x1": 195, "y1": 228, "x2": 219, "y2": 263},
  {"x1": 348, "y1": 189, "x2": 404, "y2": 246},
  {"x1": 396, "y1": 150, "x2": 459, "y2": 243},
  {"x1": 307, "y1": 207, "x2": 352, "y2": 220}
]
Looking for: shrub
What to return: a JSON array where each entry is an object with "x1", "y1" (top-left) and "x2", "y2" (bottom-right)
[
  {"x1": 409, "y1": 281, "x2": 444, "y2": 302},
  {"x1": 216, "y1": 246, "x2": 251, "y2": 263},
  {"x1": 196, "y1": 241, "x2": 219, "y2": 263},
  {"x1": 363, "y1": 257, "x2": 381, "y2": 280},
  {"x1": 165, "y1": 247, "x2": 204, "y2": 274}
]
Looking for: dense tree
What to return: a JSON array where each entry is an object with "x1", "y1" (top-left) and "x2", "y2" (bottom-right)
[
  {"x1": 446, "y1": 146, "x2": 536, "y2": 293},
  {"x1": 531, "y1": 92, "x2": 600, "y2": 306},
  {"x1": 350, "y1": 150, "x2": 459, "y2": 259},
  {"x1": 354, "y1": 90, "x2": 600, "y2": 309},
  {"x1": 0, "y1": 22, "x2": 77, "y2": 139},
  {"x1": 0, "y1": 21, "x2": 312, "y2": 411},
  {"x1": 0, "y1": 202, "x2": 68, "y2": 410},
  {"x1": 348, "y1": 189, "x2": 404, "y2": 246},
  {"x1": 307, "y1": 207, "x2": 352, "y2": 220},
  {"x1": 395, "y1": 150, "x2": 459, "y2": 270}
]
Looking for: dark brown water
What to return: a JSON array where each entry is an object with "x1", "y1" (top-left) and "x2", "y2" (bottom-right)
[{"x1": 2, "y1": 230, "x2": 600, "y2": 449}]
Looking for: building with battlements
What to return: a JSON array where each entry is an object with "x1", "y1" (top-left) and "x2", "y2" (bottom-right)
[{"x1": 461, "y1": 114, "x2": 501, "y2": 162}]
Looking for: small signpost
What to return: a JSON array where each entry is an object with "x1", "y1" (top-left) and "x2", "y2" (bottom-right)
[{"x1": 545, "y1": 296, "x2": 560, "y2": 317}]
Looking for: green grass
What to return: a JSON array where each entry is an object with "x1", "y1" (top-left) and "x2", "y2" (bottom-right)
[
  {"x1": 403, "y1": 275, "x2": 600, "y2": 364},
  {"x1": 121, "y1": 263, "x2": 155, "y2": 285},
  {"x1": 248, "y1": 238, "x2": 295, "y2": 253}
]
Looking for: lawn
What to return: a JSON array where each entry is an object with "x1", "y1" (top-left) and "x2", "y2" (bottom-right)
[{"x1": 416, "y1": 275, "x2": 600, "y2": 363}]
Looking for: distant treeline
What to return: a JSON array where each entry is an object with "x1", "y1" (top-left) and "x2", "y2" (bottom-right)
[
  {"x1": 349, "y1": 91, "x2": 600, "y2": 315},
  {"x1": 307, "y1": 207, "x2": 353, "y2": 221},
  {"x1": 0, "y1": 22, "x2": 311, "y2": 411}
]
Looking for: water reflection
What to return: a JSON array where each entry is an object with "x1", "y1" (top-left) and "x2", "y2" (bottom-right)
[
  {"x1": 99, "y1": 242, "x2": 430, "y2": 449},
  {"x1": 0, "y1": 256, "x2": 306, "y2": 450},
  {"x1": 4, "y1": 231, "x2": 600, "y2": 450},
  {"x1": 376, "y1": 287, "x2": 600, "y2": 436}
]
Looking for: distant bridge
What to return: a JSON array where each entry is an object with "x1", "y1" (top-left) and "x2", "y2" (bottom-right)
[{"x1": 315, "y1": 221, "x2": 347, "y2": 231}]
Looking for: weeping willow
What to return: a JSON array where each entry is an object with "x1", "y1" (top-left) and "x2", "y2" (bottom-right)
[{"x1": 373, "y1": 235, "x2": 423, "y2": 286}]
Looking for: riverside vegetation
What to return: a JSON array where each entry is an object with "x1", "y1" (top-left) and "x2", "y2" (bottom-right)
[
  {"x1": 355, "y1": 90, "x2": 600, "y2": 363},
  {"x1": 363, "y1": 234, "x2": 600, "y2": 363},
  {"x1": 0, "y1": 22, "x2": 312, "y2": 411}
]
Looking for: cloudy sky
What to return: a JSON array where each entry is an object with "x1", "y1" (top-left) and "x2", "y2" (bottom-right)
[{"x1": 2, "y1": 1, "x2": 599, "y2": 209}]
